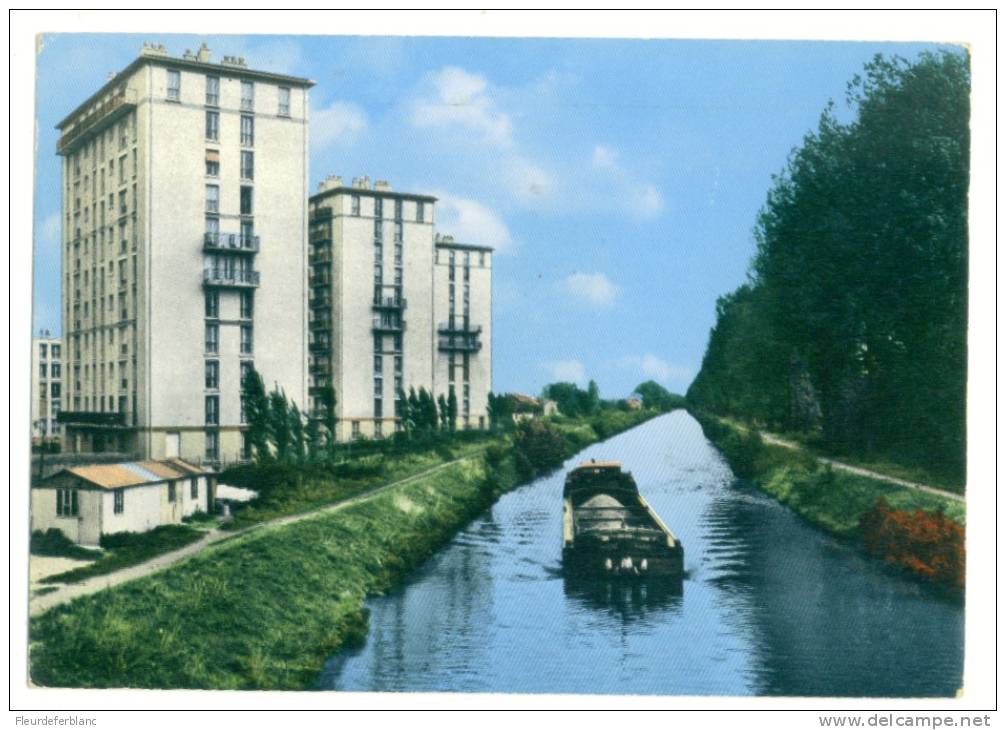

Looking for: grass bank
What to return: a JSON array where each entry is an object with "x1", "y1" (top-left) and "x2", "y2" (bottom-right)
[
  {"x1": 695, "y1": 412, "x2": 964, "y2": 535},
  {"x1": 29, "y1": 408, "x2": 660, "y2": 689},
  {"x1": 693, "y1": 411, "x2": 964, "y2": 589}
]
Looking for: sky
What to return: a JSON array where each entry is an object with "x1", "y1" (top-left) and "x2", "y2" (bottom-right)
[{"x1": 31, "y1": 33, "x2": 954, "y2": 400}]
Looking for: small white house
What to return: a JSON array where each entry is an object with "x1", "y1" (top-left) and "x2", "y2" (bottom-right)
[{"x1": 31, "y1": 459, "x2": 215, "y2": 546}]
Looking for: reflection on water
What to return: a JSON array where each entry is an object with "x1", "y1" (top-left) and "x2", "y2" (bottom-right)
[{"x1": 319, "y1": 412, "x2": 964, "y2": 696}]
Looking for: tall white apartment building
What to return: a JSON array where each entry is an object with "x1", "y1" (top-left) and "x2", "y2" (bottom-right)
[
  {"x1": 308, "y1": 177, "x2": 492, "y2": 439},
  {"x1": 56, "y1": 42, "x2": 312, "y2": 464},
  {"x1": 31, "y1": 334, "x2": 63, "y2": 445}
]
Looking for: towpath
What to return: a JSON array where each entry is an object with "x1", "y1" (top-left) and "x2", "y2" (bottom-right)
[
  {"x1": 29, "y1": 455, "x2": 477, "y2": 616},
  {"x1": 757, "y1": 432, "x2": 965, "y2": 503}
]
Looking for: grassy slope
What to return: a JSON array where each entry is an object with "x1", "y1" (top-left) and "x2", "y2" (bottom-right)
[
  {"x1": 30, "y1": 409, "x2": 660, "y2": 689},
  {"x1": 697, "y1": 413, "x2": 964, "y2": 538}
]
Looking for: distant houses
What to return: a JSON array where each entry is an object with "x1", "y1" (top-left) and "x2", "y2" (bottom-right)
[
  {"x1": 31, "y1": 459, "x2": 214, "y2": 546},
  {"x1": 508, "y1": 393, "x2": 558, "y2": 423}
]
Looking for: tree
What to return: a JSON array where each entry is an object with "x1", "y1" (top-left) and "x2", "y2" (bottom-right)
[
  {"x1": 306, "y1": 413, "x2": 322, "y2": 461},
  {"x1": 288, "y1": 401, "x2": 305, "y2": 463},
  {"x1": 634, "y1": 380, "x2": 686, "y2": 412},
  {"x1": 689, "y1": 51, "x2": 969, "y2": 483},
  {"x1": 318, "y1": 383, "x2": 338, "y2": 456},
  {"x1": 241, "y1": 368, "x2": 271, "y2": 462},
  {"x1": 437, "y1": 394, "x2": 450, "y2": 432},
  {"x1": 447, "y1": 389, "x2": 458, "y2": 432},
  {"x1": 268, "y1": 388, "x2": 292, "y2": 462},
  {"x1": 487, "y1": 392, "x2": 514, "y2": 432}
]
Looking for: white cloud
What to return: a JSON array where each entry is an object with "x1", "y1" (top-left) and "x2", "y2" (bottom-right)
[
  {"x1": 546, "y1": 359, "x2": 588, "y2": 385},
  {"x1": 589, "y1": 144, "x2": 664, "y2": 219},
  {"x1": 619, "y1": 354, "x2": 692, "y2": 385},
  {"x1": 433, "y1": 191, "x2": 513, "y2": 253},
  {"x1": 311, "y1": 101, "x2": 367, "y2": 149},
  {"x1": 411, "y1": 67, "x2": 513, "y2": 146},
  {"x1": 562, "y1": 272, "x2": 618, "y2": 307}
]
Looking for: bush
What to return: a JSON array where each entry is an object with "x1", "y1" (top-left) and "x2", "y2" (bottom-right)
[
  {"x1": 30, "y1": 529, "x2": 95, "y2": 560},
  {"x1": 860, "y1": 497, "x2": 964, "y2": 589},
  {"x1": 513, "y1": 419, "x2": 567, "y2": 478}
]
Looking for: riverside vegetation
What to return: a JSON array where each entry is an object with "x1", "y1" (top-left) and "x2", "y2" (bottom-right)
[
  {"x1": 29, "y1": 382, "x2": 679, "y2": 689},
  {"x1": 694, "y1": 412, "x2": 964, "y2": 591}
]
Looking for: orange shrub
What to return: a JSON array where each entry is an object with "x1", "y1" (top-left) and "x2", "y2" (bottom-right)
[{"x1": 859, "y1": 498, "x2": 964, "y2": 589}]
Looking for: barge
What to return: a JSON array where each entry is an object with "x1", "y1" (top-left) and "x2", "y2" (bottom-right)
[{"x1": 562, "y1": 460, "x2": 684, "y2": 577}]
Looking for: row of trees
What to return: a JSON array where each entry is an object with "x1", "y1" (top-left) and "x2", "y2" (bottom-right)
[
  {"x1": 242, "y1": 370, "x2": 338, "y2": 463},
  {"x1": 687, "y1": 51, "x2": 968, "y2": 482}
]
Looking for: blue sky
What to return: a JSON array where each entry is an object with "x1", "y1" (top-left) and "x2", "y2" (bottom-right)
[{"x1": 32, "y1": 34, "x2": 953, "y2": 400}]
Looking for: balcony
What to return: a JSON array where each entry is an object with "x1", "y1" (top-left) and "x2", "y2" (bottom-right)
[
  {"x1": 437, "y1": 322, "x2": 483, "y2": 336},
  {"x1": 203, "y1": 269, "x2": 260, "y2": 288},
  {"x1": 438, "y1": 336, "x2": 483, "y2": 353},
  {"x1": 372, "y1": 317, "x2": 405, "y2": 333},
  {"x1": 373, "y1": 295, "x2": 407, "y2": 310},
  {"x1": 310, "y1": 294, "x2": 332, "y2": 309},
  {"x1": 310, "y1": 248, "x2": 332, "y2": 265},
  {"x1": 309, "y1": 273, "x2": 331, "y2": 287},
  {"x1": 309, "y1": 341, "x2": 331, "y2": 353},
  {"x1": 204, "y1": 232, "x2": 260, "y2": 254},
  {"x1": 58, "y1": 89, "x2": 137, "y2": 156},
  {"x1": 310, "y1": 316, "x2": 331, "y2": 330}
]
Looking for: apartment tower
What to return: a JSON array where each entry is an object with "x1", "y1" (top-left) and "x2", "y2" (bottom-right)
[
  {"x1": 31, "y1": 334, "x2": 63, "y2": 445},
  {"x1": 56, "y1": 42, "x2": 312, "y2": 464},
  {"x1": 308, "y1": 177, "x2": 492, "y2": 438}
]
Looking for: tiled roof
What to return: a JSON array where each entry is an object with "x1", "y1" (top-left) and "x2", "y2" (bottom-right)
[{"x1": 56, "y1": 459, "x2": 207, "y2": 490}]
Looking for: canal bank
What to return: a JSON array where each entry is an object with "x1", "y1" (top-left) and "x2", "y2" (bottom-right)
[
  {"x1": 29, "y1": 409, "x2": 660, "y2": 689},
  {"x1": 690, "y1": 411, "x2": 965, "y2": 589}
]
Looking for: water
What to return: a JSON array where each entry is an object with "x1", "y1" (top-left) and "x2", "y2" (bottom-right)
[{"x1": 319, "y1": 412, "x2": 964, "y2": 696}]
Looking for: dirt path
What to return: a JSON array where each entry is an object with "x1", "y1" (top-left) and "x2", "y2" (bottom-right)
[
  {"x1": 758, "y1": 432, "x2": 965, "y2": 503},
  {"x1": 29, "y1": 456, "x2": 476, "y2": 616}
]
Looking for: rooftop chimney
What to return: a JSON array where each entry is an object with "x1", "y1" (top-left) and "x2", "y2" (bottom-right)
[
  {"x1": 351, "y1": 176, "x2": 371, "y2": 190},
  {"x1": 196, "y1": 43, "x2": 212, "y2": 62},
  {"x1": 317, "y1": 175, "x2": 344, "y2": 193},
  {"x1": 141, "y1": 42, "x2": 167, "y2": 57},
  {"x1": 374, "y1": 180, "x2": 392, "y2": 192}
]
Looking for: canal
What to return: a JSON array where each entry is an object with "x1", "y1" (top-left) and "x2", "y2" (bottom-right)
[{"x1": 319, "y1": 411, "x2": 964, "y2": 696}]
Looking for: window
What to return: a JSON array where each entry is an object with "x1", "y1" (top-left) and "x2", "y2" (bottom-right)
[
  {"x1": 114, "y1": 489, "x2": 124, "y2": 514},
  {"x1": 240, "y1": 150, "x2": 254, "y2": 180},
  {"x1": 352, "y1": 421, "x2": 361, "y2": 439},
  {"x1": 374, "y1": 198, "x2": 383, "y2": 219},
  {"x1": 240, "y1": 291, "x2": 253, "y2": 319},
  {"x1": 52, "y1": 344, "x2": 60, "y2": 359},
  {"x1": 56, "y1": 489, "x2": 79, "y2": 517},
  {"x1": 205, "y1": 323, "x2": 219, "y2": 353},
  {"x1": 278, "y1": 87, "x2": 290, "y2": 116},
  {"x1": 167, "y1": 69, "x2": 180, "y2": 101},
  {"x1": 205, "y1": 291, "x2": 219, "y2": 318},
  {"x1": 206, "y1": 430, "x2": 219, "y2": 460},
  {"x1": 168, "y1": 481, "x2": 177, "y2": 502},
  {"x1": 417, "y1": 201, "x2": 425, "y2": 223},
  {"x1": 190, "y1": 477, "x2": 198, "y2": 499},
  {"x1": 205, "y1": 75, "x2": 219, "y2": 106},
  {"x1": 374, "y1": 397, "x2": 383, "y2": 419},
  {"x1": 40, "y1": 343, "x2": 47, "y2": 358},
  {"x1": 240, "y1": 115, "x2": 254, "y2": 146},
  {"x1": 205, "y1": 149, "x2": 220, "y2": 177},
  {"x1": 40, "y1": 362, "x2": 47, "y2": 378},
  {"x1": 240, "y1": 360, "x2": 254, "y2": 385},
  {"x1": 394, "y1": 199, "x2": 402, "y2": 220},
  {"x1": 241, "y1": 81, "x2": 254, "y2": 111},
  {"x1": 351, "y1": 195, "x2": 360, "y2": 216},
  {"x1": 205, "y1": 360, "x2": 219, "y2": 389},
  {"x1": 206, "y1": 184, "x2": 219, "y2": 213},
  {"x1": 394, "y1": 222, "x2": 403, "y2": 242},
  {"x1": 240, "y1": 186, "x2": 253, "y2": 216},
  {"x1": 240, "y1": 325, "x2": 253, "y2": 354},
  {"x1": 374, "y1": 355, "x2": 383, "y2": 374},
  {"x1": 205, "y1": 395, "x2": 219, "y2": 425},
  {"x1": 119, "y1": 154, "x2": 127, "y2": 184},
  {"x1": 52, "y1": 383, "x2": 61, "y2": 398},
  {"x1": 205, "y1": 110, "x2": 219, "y2": 141}
]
